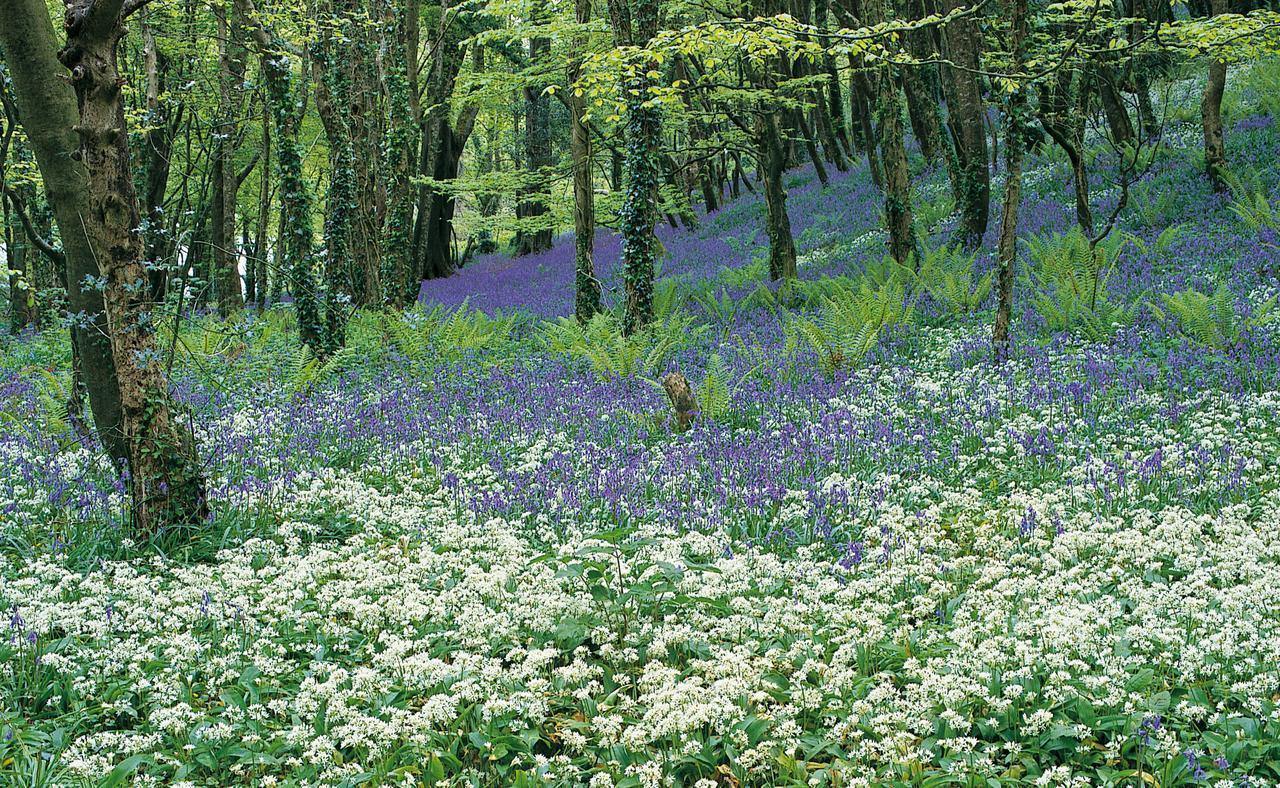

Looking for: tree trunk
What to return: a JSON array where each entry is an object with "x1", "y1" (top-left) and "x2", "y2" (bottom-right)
[
  {"x1": 211, "y1": 0, "x2": 247, "y2": 316},
  {"x1": 992, "y1": 0, "x2": 1027, "y2": 363},
  {"x1": 760, "y1": 113, "x2": 798, "y2": 280},
  {"x1": 865, "y1": 0, "x2": 916, "y2": 264},
  {"x1": 3, "y1": 197, "x2": 40, "y2": 330},
  {"x1": 515, "y1": 27, "x2": 554, "y2": 256},
  {"x1": 0, "y1": 0, "x2": 128, "y2": 467},
  {"x1": 878, "y1": 75, "x2": 916, "y2": 264},
  {"x1": 939, "y1": 0, "x2": 989, "y2": 248},
  {"x1": 240, "y1": 0, "x2": 333, "y2": 354},
  {"x1": 1098, "y1": 75, "x2": 1135, "y2": 146},
  {"x1": 59, "y1": 0, "x2": 208, "y2": 530},
  {"x1": 569, "y1": 0, "x2": 601, "y2": 322},
  {"x1": 139, "y1": 18, "x2": 179, "y2": 304},
  {"x1": 610, "y1": 0, "x2": 662, "y2": 335},
  {"x1": 382, "y1": 0, "x2": 419, "y2": 305},
  {"x1": 1039, "y1": 73, "x2": 1093, "y2": 233},
  {"x1": 1201, "y1": 0, "x2": 1230, "y2": 192}
]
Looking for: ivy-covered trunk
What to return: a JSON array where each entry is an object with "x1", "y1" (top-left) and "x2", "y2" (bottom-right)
[
  {"x1": 239, "y1": 0, "x2": 334, "y2": 355},
  {"x1": 59, "y1": 0, "x2": 208, "y2": 531},
  {"x1": 382, "y1": 0, "x2": 419, "y2": 306},
  {"x1": 611, "y1": 0, "x2": 662, "y2": 335},
  {"x1": 211, "y1": 0, "x2": 248, "y2": 316},
  {"x1": 313, "y1": 28, "x2": 354, "y2": 345}
]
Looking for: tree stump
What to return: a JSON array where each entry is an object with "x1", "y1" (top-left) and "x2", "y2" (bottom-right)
[{"x1": 662, "y1": 372, "x2": 698, "y2": 433}]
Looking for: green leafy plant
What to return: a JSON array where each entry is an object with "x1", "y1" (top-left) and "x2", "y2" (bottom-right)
[
  {"x1": 1130, "y1": 179, "x2": 1180, "y2": 229},
  {"x1": 1153, "y1": 284, "x2": 1278, "y2": 350},
  {"x1": 787, "y1": 277, "x2": 915, "y2": 374},
  {"x1": 915, "y1": 244, "x2": 992, "y2": 318},
  {"x1": 1125, "y1": 224, "x2": 1188, "y2": 258},
  {"x1": 1025, "y1": 226, "x2": 1139, "y2": 341},
  {"x1": 1228, "y1": 171, "x2": 1279, "y2": 243},
  {"x1": 539, "y1": 310, "x2": 705, "y2": 381},
  {"x1": 384, "y1": 302, "x2": 518, "y2": 364}
]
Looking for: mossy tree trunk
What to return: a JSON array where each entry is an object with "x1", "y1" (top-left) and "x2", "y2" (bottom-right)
[
  {"x1": 0, "y1": 0, "x2": 129, "y2": 468},
  {"x1": 59, "y1": 0, "x2": 209, "y2": 531}
]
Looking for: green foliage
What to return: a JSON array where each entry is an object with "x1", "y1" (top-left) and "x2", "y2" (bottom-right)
[
  {"x1": 539, "y1": 309, "x2": 705, "y2": 381},
  {"x1": 534, "y1": 527, "x2": 718, "y2": 646},
  {"x1": 0, "y1": 367, "x2": 73, "y2": 445},
  {"x1": 1154, "y1": 284, "x2": 1278, "y2": 350},
  {"x1": 384, "y1": 304, "x2": 519, "y2": 365},
  {"x1": 1025, "y1": 226, "x2": 1138, "y2": 341},
  {"x1": 1228, "y1": 170, "x2": 1280, "y2": 240},
  {"x1": 1130, "y1": 179, "x2": 1182, "y2": 229},
  {"x1": 1125, "y1": 225, "x2": 1189, "y2": 258},
  {"x1": 915, "y1": 244, "x2": 992, "y2": 319},
  {"x1": 787, "y1": 277, "x2": 915, "y2": 374},
  {"x1": 691, "y1": 283, "x2": 778, "y2": 338}
]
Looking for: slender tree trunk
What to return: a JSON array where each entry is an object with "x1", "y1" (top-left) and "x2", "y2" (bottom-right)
[
  {"x1": 515, "y1": 24, "x2": 554, "y2": 256},
  {"x1": 59, "y1": 0, "x2": 208, "y2": 530},
  {"x1": 312, "y1": 18, "x2": 354, "y2": 344},
  {"x1": 865, "y1": 0, "x2": 916, "y2": 264},
  {"x1": 3, "y1": 198, "x2": 40, "y2": 330},
  {"x1": 760, "y1": 113, "x2": 798, "y2": 280},
  {"x1": 880, "y1": 77, "x2": 916, "y2": 265},
  {"x1": 211, "y1": 0, "x2": 247, "y2": 316},
  {"x1": 568, "y1": 0, "x2": 601, "y2": 322},
  {"x1": 239, "y1": 0, "x2": 332, "y2": 355},
  {"x1": 940, "y1": 0, "x2": 989, "y2": 248},
  {"x1": 140, "y1": 18, "x2": 179, "y2": 304},
  {"x1": 1201, "y1": 0, "x2": 1230, "y2": 192},
  {"x1": 992, "y1": 0, "x2": 1028, "y2": 363},
  {"x1": 1098, "y1": 75, "x2": 1135, "y2": 146},
  {"x1": 0, "y1": 0, "x2": 128, "y2": 466},
  {"x1": 383, "y1": 0, "x2": 418, "y2": 305},
  {"x1": 1039, "y1": 73, "x2": 1093, "y2": 233}
]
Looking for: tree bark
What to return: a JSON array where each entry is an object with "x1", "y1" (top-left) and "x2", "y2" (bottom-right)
[
  {"x1": 569, "y1": 0, "x2": 601, "y2": 322},
  {"x1": 0, "y1": 0, "x2": 128, "y2": 467},
  {"x1": 992, "y1": 0, "x2": 1028, "y2": 363},
  {"x1": 610, "y1": 0, "x2": 662, "y2": 335},
  {"x1": 211, "y1": 0, "x2": 248, "y2": 315},
  {"x1": 59, "y1": 0, "x2": 208, "y2": 530},
  {"x1": 939, "y1": 0, "x2": 989, "y2": 248},
  {"x1": 760, "y1": 112, "x2": 798, "y2": 280},
  {"x1": 239, "y1": 0, "x2": 334, "y2": 355},
  {"x1": 514, "y1": 22, "x2": 555, "y2": 256},
  {"x1": 1201, "y1": 0, "x2": 1230, "y2": 192},
  {"x1": 382, "y1": 0, "x2": 419, "y2": 305}
]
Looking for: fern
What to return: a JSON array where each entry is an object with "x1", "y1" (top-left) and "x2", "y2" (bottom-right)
[
  {"x1": 788, "y1": 277, "x2": 915, "y2": 375},
  {"x1": 539, "y1": 310, "x2": 705, "y2": 381},
  {"x1": 1125, "y1": 224, "x2": 1187, "y2": 258},
  {"x1": 1025, "y1": 226, "x2": 1137, "y2": 340},
  {"x1": 915, "y1": 244, "x2": 991, "y2": 319},
  {"x1": 1155, "y1": 284, "x2": 1278, "y2": 350},
  {"x1": 1228, "y1": 174, "x2": 1279, "y2": 238}
]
